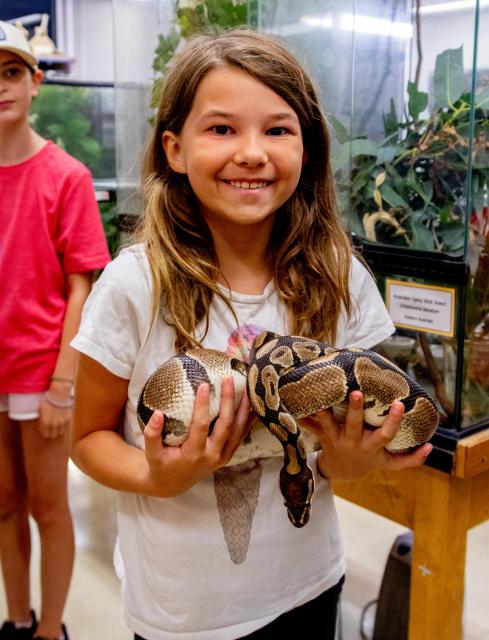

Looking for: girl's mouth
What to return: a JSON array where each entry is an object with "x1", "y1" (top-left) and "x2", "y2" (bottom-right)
[{"x1": 226, "y1": 180, "x2": 271, "y2": 190}]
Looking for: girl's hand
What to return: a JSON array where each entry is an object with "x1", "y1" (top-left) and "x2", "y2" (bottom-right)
[
  {"x1": 38, "y1": 383, "x2": 73, "y2": 438},
  {"x1": 301, "y1": 391, "x2": 433, "y2": 481},
  {"x1": 142, "y1": 375, "x2": 250, "y2": 497}
]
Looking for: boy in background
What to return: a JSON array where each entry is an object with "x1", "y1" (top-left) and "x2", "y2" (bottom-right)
[{"x1": 0, "y1": 21, "x2": 110, "y2": 640}]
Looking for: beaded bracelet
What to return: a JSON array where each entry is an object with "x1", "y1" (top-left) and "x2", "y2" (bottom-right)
[{"x1": 44, "y1": 391, "x2": 74, "y2": 409}]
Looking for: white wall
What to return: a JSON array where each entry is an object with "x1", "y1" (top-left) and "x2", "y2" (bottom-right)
[{"x1": 55, "y1": 0, "x2": 114, "y2": 82}]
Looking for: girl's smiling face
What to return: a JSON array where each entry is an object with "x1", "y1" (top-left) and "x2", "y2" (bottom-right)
[{"x1": 163, "y1": 66, "x2": 305, "y2": 237}]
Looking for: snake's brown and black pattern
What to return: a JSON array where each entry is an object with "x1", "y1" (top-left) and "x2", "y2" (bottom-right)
[{"x1": 137, "y1": 332, "x2": 439, "y2": 528}]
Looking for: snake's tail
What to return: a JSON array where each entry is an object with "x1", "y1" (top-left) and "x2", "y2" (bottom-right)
[{"x1": 214, "y1": 462, "x2": 262, "y2": 564}]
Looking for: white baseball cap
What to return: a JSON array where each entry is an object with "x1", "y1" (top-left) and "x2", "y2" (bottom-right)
[{"x1": 0, "y1": 20, "x2": 38, "y2": 68}]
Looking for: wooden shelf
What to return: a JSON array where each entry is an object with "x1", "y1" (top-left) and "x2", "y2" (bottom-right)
[{"x1": 332, "y1": 428, "x2": 489, "y2": 640}]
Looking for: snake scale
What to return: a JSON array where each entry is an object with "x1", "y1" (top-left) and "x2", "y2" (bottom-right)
[{"x1": 137, "y1": 332, "x2": 439, "y2": 527}]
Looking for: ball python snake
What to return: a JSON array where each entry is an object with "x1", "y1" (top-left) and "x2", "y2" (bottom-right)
[{"x1": 137, "y1": 332, "x2": 439, "y2": 527}]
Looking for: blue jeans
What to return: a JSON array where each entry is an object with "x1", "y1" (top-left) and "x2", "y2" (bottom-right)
[{"x1": 134, "y1": 575, "x2": 344, "y2": 640}]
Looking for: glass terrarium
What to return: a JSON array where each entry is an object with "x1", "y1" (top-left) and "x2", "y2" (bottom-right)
[
  {"x1": 112, "y1": 0, "x2": 489, "y2": 466},
  {"x1": 256, "y1": 0, "x2": 489, "y2": 467},
  {"x1": 31, "y1": 80, "x2": 116, "y2": 181}
]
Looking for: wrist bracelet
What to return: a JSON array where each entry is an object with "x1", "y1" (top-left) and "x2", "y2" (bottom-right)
[
  {"x1": 50, "y1": 376, "x2": 74, "y2": 384},
  {"x1": 44, "y1": 391, "x2": 74, "y2": 409}
]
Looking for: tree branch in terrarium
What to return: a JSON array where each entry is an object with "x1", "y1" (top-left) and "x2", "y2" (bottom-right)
[{"x1": 418, "y1": 333, "x2": 455, "y2": 419}]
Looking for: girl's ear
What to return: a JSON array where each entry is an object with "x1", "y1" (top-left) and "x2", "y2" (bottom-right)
[{"x1": 162, "y1": 130, "x2": 187, "y2": 174}]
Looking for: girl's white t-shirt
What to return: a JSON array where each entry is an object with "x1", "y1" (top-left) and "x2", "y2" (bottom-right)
[{"x1": 72, "y1": 244, "x2": 395, "y2": 640}]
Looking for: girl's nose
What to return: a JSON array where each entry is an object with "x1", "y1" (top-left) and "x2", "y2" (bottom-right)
[{"x1": 233, "y1": 134, "x2": 268, "y2": 167}]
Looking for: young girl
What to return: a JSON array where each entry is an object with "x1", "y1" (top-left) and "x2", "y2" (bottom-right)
[
  {"x1": 0, "y1": 20, "x2": 110, "y2": 640},
  {"x1": 71, "y1": 29, "x2": 432, "y2": 640}
]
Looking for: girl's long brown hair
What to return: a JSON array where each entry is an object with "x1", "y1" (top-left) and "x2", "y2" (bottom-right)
[{"x1": 139, "y1": 29, "x2": 354, "y2": 351}]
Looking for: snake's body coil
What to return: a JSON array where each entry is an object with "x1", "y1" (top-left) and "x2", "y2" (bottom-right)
[{"x1": 137, "y1": 332, "x2": 439, "y2": 527}]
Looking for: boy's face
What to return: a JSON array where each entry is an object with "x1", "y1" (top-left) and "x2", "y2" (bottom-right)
[{"x1": 0, "y1": 50, "x2": 42, "y2": 126}]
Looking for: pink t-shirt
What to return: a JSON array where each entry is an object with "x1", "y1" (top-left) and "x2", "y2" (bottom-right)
[{"x1": 0, "y1": 141, "x2": 111, "y2": 393}]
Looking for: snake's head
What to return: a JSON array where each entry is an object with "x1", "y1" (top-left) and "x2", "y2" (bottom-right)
[{"x1": 279, "y1": 466, "x2": 315, "y2": 528}]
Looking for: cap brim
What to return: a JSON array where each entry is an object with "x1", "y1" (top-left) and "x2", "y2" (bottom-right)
[{"x1": 0, "y1": 45, "x2": 38, "y2": 68}]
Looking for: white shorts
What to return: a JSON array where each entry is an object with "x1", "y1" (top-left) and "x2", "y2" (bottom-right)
[{"x1": 0, "y1": 393, "x2": 43, "y2": 421}]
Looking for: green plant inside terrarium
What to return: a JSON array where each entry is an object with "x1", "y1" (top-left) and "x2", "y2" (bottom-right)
[
  {"x1": 30, "y1": 84, "x2": 115, "y2": 179},
  {"x1": 331, "y1": 40, "x2": 489, "y2": 425},
  {"x1": 332, "y1": 46, "x2": 489, "y2": 255},
  {"x1": 30, "y1": 85, "x2": 101, "y2": 170}
]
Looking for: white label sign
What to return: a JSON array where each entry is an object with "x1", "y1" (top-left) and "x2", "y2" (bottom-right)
[{"x1": 386, "y1": 279, "x2": 455, "y2": 337}]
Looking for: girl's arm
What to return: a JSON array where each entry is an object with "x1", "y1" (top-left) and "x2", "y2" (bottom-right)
[
  {"x1": 38, "y1": 272, "x2": 93, "y2": 438},
  {"x1": 71, "y1": 353, "x2": 250, "y2": 497},
  {"x1": 302, "y1": 391, "x2": 433, "y2": 480}
]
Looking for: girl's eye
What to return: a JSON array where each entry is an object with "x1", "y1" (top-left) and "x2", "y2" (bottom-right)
[
  {"x1": 211, "y1": 125, "x2": 232, "y2": 135},
  {"x1": 5, "y1": 68, "x2": 20, "y2": 78},
  {"x1": 267, "y1": 127, "x2": 288, "y2": 136}
]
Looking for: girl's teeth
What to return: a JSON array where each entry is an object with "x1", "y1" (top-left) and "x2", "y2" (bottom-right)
[{"x1": 230, "y1": 181, "x2": 267, "y2": 189}]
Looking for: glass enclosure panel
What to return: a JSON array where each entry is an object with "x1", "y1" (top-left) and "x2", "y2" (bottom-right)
[
  {"x1": 113, "y1": 0, "x2": 258, "y2": 219},
  {"x1": 31, "y1": 81, "x2": 115, "y2": 180},
  {"x1": 365, "y1": 1, "x2": 489, "y2": 434},
  {"x1": 112, "y1": 0, "x2": 172, "y2": 218},
  {"x1": 463, "y1": 1, "x2": 489, "y2": 430},
  {"x1": 258, "y1": 0, "x2": 408, "y2": 239},
  {"x1": 341, "y1": 0, "x2": 480, "y2": 256},
  {"x1": 259, "y1": 0, "x2": 489, "y2": 433},
  {"x1": 259, "y1": 1, "x2": 483, "y2": 256}
]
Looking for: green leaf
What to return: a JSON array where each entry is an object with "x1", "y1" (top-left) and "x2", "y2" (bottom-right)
[
  {"x1": 150, "y1": 77, "x2": 165, "y2": 109},
  {"x1": 439, "y1": 206, "x2": 452, "y2": 224},
  {"x1": 434, "y1": 47, "x2": 465, "y2": 109},
  {"x1": 376, "y1": 145, "x2": 400, "y2": 165},
  {"x1": 386, "y1": 164, "x2": 404, "y2": 187},
  {"x1": 422, "y1": 180, "x2": 433, "y2": 202},
  {"x1": 177, "y1": 0, "x2": 249, "y2": 35},
  {"x1": 328, "y1": 114, "x2": 350, "y2": 144},
  {"x1": 350, "y1": 167, "x2": 373, "y2": 197},
  {"x1": 331, "y1": 139, "x2": 380, "y2": 173},
  {"x1": 439, "y1": 221, "x2": 465, "y2": 252},
  {"x1": 410, "y1": 217, "x2": 435, "y2": 250},
  {"x1": 30, "y1": 85, "x2": 102, "y2": 170},
  {"x1": 152, "y1": 30, "x2": 180, "y2": 72},
  {"x1": 382, "y1": 98, "x2": 399, "y2": 137},
  {"x1": 407, "y1": 166, "x2": 432, "y2": 204},
  {"x1": 383, "y1": 98, "x2": 399, "y2": 138},
  {"x1": 379, "y1": 183, "x2": 410, "y2": 209},
  {"x1": 475, "y1": 86, "x2": 489, "y2": 109},
  {"x1": 407, "y1": 81, "x2": 429, "y2": 120}
]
